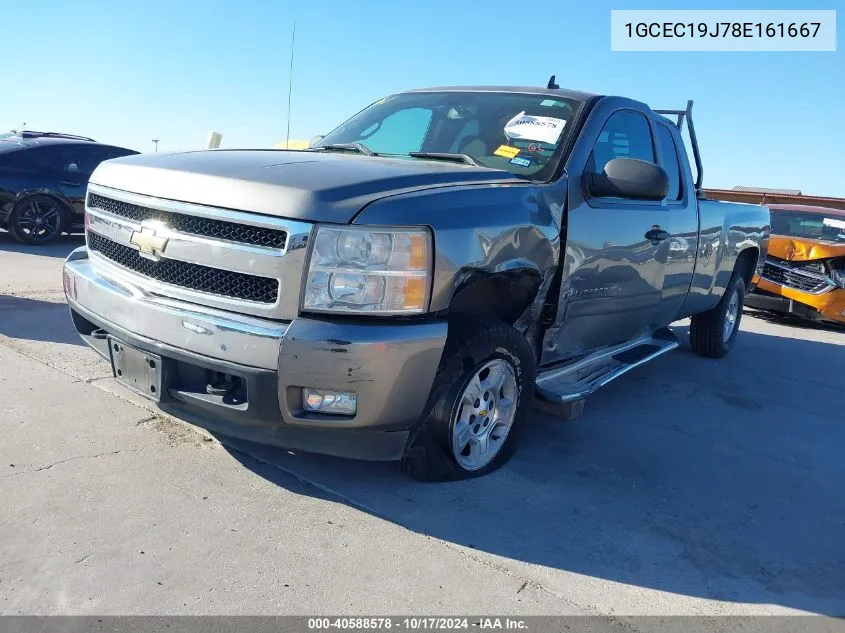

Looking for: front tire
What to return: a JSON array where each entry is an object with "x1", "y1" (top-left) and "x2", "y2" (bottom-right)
[
  {"x1": 9, "y1": 195, "x2": 66, "y2": 245},
  {"x1": 401, "y1": 318, "x2": 535, "y2": 482},
  {"x1": 690, "y1": 273, "x2": 746, "y2": 358}
]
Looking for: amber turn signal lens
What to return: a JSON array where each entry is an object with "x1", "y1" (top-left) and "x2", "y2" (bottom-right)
[
  {"x1": 400, "y1": 277, "x2": 426, "y2": 310},
  {"x1": 408, "y1": 234, "x2": 428, "y2": 270}
]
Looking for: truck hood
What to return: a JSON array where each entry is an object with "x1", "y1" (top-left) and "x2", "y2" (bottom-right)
[
  {"x1": 768, "y1": 235, "x2": 845, "y2": 261},
  {"x1": 89, "y1": 149, "x2": 522, "y2": 223}
]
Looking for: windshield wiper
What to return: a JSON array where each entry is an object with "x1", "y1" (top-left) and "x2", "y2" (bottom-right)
[
  {"x1": 408, "y1": 152, "x2": 481, "y2": 167},
  {"x1": 313, "y1": 143, "x2": 376, "y2": 156}
]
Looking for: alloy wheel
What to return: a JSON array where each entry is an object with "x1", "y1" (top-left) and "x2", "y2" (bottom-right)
[
  {"x1": 723, "y1": 288, "x2": 740, "y2": 343},
  {"x1": 15, "y1": 199, "x2": 63, "y2": 243},
  {"x1": 450, "y1": 358, "x2": 518, "y2": 471}
]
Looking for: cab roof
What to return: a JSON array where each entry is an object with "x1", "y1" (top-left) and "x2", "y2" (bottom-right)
[
  {"x1": 0, "y1": 131, "x2": 96, "y2": 148},
  {"x1": 400, "y1": 85, "x2": 600, "y2": 102}
]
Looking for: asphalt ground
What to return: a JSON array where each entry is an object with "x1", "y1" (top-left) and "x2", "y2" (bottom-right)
[{"x1": 1, "y1": 232, "x2": 843, "y2": 621}]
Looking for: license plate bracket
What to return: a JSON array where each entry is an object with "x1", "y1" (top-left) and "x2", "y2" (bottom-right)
[{"x1": 108, "y1": 337, "x2": 162, "y2": 402}]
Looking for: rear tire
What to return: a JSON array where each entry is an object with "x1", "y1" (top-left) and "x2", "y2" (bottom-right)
[
  {"x1": 400, "y1": 318, "x2": 535, "y2": 482},
  {"x1": 690, "y1": 273, "x2": 746, "y2": 358}
]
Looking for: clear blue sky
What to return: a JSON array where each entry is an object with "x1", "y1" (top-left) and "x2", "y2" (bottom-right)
[{"x1": 1, "y1": 0, "x2": 842, "y2": 195}]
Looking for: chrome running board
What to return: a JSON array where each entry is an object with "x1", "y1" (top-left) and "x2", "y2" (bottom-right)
[{"x1": 535, "y1": 328, "x2": 680, "y2": 405}]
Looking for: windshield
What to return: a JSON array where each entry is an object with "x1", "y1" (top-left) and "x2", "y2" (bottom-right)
[
  {"x1": 315, "y1": 91, "x2": 583, "y2": 181},
  {"x1": 771, "y1": 209, "x2": 845, "y2": 243}
]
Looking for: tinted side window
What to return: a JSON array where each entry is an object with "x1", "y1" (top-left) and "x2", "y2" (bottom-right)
[
  {"x1": 60, "y1": 146, "x2": 107, "y2": 174},
  {"x1": 79, "y1": 147, "x2": 118, "y2": 172},
  {"x1": 587, "y1": 110, "x2": 655, "y2": 174},
  {"x1": 25, "y1": 145, "x2": 98, "y2": 173},
  {"x1": 655, "y1": 124, "x2": 682, "y2": 200},
  {"x1": 25, "y1": 146, "x2": 65, "y2": 171}
]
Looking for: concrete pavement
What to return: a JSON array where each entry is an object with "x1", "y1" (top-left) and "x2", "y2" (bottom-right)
[{"x1": 1, "y1": 232, "x2": 843, "y2": 619}]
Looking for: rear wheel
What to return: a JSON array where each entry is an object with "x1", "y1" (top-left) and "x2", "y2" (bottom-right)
[
  {"x1": 9, "y1": 195, "x2": 66, "y2": 245},
  {"x1": 690, "y1": 273, "x2": 746, "y2": 358},
  {"x1": 401, "y1": 319, "x2": 535, "y2": 482}
]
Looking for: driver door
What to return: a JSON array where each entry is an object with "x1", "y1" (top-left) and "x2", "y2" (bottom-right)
[{"x1": 542, "y1": 104, "x2": 672, "y2": 364}]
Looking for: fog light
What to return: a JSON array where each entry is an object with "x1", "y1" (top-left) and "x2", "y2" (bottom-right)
[{"x1": 302, "y1": 388, "x2": 357, "y2": 415}]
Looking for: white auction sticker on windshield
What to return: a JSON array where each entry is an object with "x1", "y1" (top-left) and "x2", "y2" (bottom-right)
[
  {"x1": 504, "y1": 111, "x2": 566, "y2": 145},
  {"x1": 823, "y1": 217, "x2": 845, "y2": 230}
]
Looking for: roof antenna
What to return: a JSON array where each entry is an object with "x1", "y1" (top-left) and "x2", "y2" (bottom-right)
[
  {"x1": 547, "y1": 75, "x2": 559, "y2": 89},
  {"x1": 285, "y1": 20, "x2": 296, "y2": 148}
]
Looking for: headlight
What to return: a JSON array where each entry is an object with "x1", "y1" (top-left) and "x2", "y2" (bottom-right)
[{"x1": 303, "y1": 225, "x2": 431, "y2": 314}]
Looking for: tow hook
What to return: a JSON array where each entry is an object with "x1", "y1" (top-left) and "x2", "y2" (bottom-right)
[{"x1": 206, "y1": 373, "x2": 241, "y2": 396}]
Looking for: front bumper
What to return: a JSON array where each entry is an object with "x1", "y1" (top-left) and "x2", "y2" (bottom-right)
[
  {"x1": 63, "y1": 247, "x2": 448, "y2": 461},
  {"x1": 747, "y1": 278, "x2": 845, "y2": 326}
]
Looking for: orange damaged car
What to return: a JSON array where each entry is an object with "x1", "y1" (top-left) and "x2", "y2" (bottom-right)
[{"x1": 746, "y1": 204, "x2": 845, "y2": 326}]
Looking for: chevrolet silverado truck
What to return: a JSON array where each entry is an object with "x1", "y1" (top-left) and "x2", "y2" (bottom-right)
[{"x1": 62, "y1": 83, "x2": 770, "y2": 481}]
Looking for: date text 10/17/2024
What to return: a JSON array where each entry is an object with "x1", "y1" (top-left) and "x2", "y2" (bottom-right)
[{"x1": 307, "y1": 618, "x2": 528, "y2": 630}]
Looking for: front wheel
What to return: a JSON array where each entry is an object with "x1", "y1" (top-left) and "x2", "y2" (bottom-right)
[
  {"x1": 690, "y1": 273, "x2": 746, "y2": 358},
  {"x1": 9, "y1": 195, "x2": 66, "y2": 245},
  {"x1": 401, "y1": 319, "x2": 535, "y2": 482}
]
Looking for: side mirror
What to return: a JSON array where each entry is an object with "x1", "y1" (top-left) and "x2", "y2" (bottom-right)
[
  {"x1": 309, "y1": 135, "x2": 325, "y2": 148},
  {"x1": 585, "y1": 157, "x2": 668, "y2": 201}
]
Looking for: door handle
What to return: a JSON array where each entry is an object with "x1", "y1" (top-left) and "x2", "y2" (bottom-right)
[
  {"x1": 645, "y1": 228, "x2": 670, "y2": 241},
  {"x1": 60, "y1": 180, "x2": 81, "y2": 186}
]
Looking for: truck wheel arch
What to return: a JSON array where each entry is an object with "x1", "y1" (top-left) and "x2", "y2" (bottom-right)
[
  {"x1": 735, "y1": 247, "x2": 759, "y2": 289},
  {"x1": 448, "y1": 270, "x2": 542, "y2": 326}
]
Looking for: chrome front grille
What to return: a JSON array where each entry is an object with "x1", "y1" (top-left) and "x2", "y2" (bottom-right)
[
  {"x1": 88, "y1": 193, "x2": 288, "y2": 248},
  {"x1": 84, "y1": 183, "x2": 312, "y2": 319},
  {"x1": 762, "y1": 257, "x2": 834, "y2": 294},
  {"x1": 88, "y1": 233, "x2": 279, "y2": 303}
]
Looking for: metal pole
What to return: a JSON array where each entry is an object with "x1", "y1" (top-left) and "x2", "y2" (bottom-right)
[
  {"x1": 684, "y1": 100, "x2": 703, "y2": 192},
  {"x1": 152, "y1": 139, "x2": 159, "y2": 152},
  {"x1": 285, "y1": 21, "x2": 296, "y2": 148}
]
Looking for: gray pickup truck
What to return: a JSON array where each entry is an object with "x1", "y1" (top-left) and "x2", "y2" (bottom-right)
[{"x1": 62, "y1": 82, "x2": 769, "y2": 480}]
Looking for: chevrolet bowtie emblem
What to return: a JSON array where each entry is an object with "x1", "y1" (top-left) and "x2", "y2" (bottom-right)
[{"x1": 130, "y1": 223, "x2": 169, "y2": 261}]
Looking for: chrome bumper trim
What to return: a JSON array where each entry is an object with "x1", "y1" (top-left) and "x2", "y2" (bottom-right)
[{"x1": 64, "y1": 248, "x2": 286, "y2": 370}]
